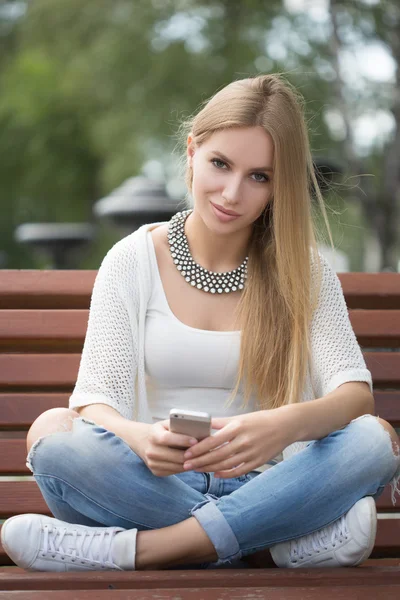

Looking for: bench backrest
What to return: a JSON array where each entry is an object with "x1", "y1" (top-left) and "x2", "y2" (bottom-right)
[{"x1": 0, "y1": 269, "x2": 399, "y2": 565}]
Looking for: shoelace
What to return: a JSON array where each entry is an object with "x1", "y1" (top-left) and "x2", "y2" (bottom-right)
[
  {"x1": 41, "y1": 524, "x2": 117, "y2": 568},
  {"x1": 289, "y1": 514, "x2": 349, "y2": 563}
]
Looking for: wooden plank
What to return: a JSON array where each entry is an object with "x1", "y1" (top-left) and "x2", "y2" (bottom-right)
[
  {"x1": 1, "y1": 309, "x2": 400, "y2": 352},
  {"x1": 0, "y1": 482, "x2": 51, "y2": 519},
  {"x1": 1, "y1": 565, "x2": 400, "y2": 590},
  {"x1": 374, "y1": 391, "x2": 400, "y2": 426},
  {"x1": 339, "y1": 272, "x2": 400, "y2": 309},
  {"x1": 0, "y1": 561, "x2": 387, "y2": 576},
  {"x1": 1, "y1": 352, "x2": 400, "y2": 389},
  {"x1": 364, "y1": 353, "x2": 400, "y2": 388},
  {"x1": 0, "y1": 271, "x2": 96, "y2": 309},
  {"x1": 375, "y1": 519, "x2": 400, "y2": 557},
  {"x1": 0, "y1": 310, "x2": 88, "y2": 352},
  {"x1": 0, "y1": 392, "x2": 398, "y2": 430},
  {"x1": 1, "y1": 270, "x2": 400, "y2": 310},
  {"x1": 0, "y1": 394, "x2": 69, "y2": 429},
  {"x1": 0, "y1": 355, "x2": 80, "y2": 389},
  {"x1": 1, "y1": 586, "x2": 400, "y2": 599},
  {"x1": 349, "y1": 310, "x2": 400, "y2": 347}
]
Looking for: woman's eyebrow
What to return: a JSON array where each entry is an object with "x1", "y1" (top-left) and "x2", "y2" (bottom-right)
[{"x1": 211, "y1": 150, "x2": 273, "y2": 172}]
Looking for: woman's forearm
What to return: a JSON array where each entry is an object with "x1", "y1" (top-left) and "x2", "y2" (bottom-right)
[
  {"x1": 75, "y1": 404, "x2": 151, "y2": 455},
  {"x1": 280, "y1": 381, "x2": 374, "y2": 443}
]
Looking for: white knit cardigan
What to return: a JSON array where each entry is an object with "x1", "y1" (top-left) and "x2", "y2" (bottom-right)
[{"x1": 69, "y1": 221, "x2": 373, "y2": 461}]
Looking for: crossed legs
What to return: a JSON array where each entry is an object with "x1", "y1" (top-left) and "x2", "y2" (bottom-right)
[{"x1": 26, "y1": 407, "x2": 400, "y2": 569}]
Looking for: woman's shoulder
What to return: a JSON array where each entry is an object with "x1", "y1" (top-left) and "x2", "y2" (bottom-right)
[{"x1": 103, "y1": 222, "x2": 162, "y2": 265}]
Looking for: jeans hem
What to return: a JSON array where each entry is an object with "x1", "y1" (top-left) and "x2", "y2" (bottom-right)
[{"x1": 190, "y1": 498, "x2": 242, "y2": 566}]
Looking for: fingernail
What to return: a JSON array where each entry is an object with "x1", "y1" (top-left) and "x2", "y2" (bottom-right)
[
  {"x1": 184, "y1": 463, "x2": 192, "y2": 469},
  {"x1": 189, "y1": 439, "x2": 197, "y2": 445},
  {"x1": 184, "y1": 451, "x2": 192, "y2": 458}
]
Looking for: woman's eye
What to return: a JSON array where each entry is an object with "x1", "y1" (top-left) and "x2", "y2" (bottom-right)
[
  {"x1": 211, "y1": 158, "x2": 226, "y2": 169},
  {"x1": 252, "y1": 173, "x2": 269, "y2": 183}
]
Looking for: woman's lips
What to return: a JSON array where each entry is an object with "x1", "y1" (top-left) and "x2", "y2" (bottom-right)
[{"x1": 211, "y1": 203, "x2": 240, "y2": 222}]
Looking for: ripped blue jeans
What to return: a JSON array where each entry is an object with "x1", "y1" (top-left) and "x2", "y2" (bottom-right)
[{"x1": 26, "y1": 413, "x2": 400, "y2": 568}]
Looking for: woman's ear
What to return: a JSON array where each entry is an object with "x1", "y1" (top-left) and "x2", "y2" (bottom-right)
[{"x1": 187, "y1": 133, "x2": 195, "y2": 166}]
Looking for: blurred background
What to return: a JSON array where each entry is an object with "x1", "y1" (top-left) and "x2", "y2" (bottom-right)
[{"x1": 0, "y1": 0, "x2": 398, "y2": 272}]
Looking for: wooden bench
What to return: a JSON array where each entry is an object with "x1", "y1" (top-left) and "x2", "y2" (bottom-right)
[{"x1": 0, "y1": 269, "x2": 400, "y2": 599}]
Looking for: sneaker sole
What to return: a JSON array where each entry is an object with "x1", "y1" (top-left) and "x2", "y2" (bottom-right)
[{"x1": 351, "y1": 497, "x2": 377, "y2": 567}]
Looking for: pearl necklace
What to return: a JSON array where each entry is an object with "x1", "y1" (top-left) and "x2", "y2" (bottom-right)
[{"x1": 167, "y1": 209, "x2": 248, "y2": 294}]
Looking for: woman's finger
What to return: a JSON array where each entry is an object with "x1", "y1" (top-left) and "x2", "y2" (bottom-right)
[
  {"x1": 147, "y1": 446, "x2": 185, "y2": 466},
  {"x1": 215, "y1": 462, "x2": 252, "y2": 479},
  {"x1": 184, "y1": 440, "x2": 240, "y2": 470},
  {"x1": 183, "y1": 424, "x2": 237, "y2": 460},
  {"x1": 156, "y1": 422, "x2": 197, "y2": 449},
  {"x1": 191, "y1": 451, "x2": 249, "y2": 474},
  {"x1": 147, "y1": 456, "x2": 188, "y2": 475}
]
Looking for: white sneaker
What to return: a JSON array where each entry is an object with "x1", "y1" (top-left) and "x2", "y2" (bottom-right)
[
  {"x1": 1, "y1": 514, "x2": 137, "y2": 571},
  {"x1": 270, "y1": 497, "x2": 377, "y2": 568}
]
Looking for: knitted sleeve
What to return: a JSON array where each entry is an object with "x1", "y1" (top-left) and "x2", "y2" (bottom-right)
[
  {"x1": 68, "y1": 235, "x2": 139, "y2": 420},
  {"x1": 309, "y1": 252, "x2": 373, "y2": 398}
]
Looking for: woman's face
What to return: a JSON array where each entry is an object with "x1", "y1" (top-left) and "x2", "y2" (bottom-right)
[{"x1": 187, "y1": 126, "x2": 274, "y2": 233}]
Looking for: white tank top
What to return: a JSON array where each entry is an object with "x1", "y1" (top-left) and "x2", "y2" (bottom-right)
[{"x1": 144, "y1": 230, "x2": 260, "y2": 423}]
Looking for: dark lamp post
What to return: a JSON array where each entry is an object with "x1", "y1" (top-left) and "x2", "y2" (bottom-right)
[
  {"x1": 94, "y1": 176, "x2": 181, "y2": 234},
  {"x1": 14, "y1": 223, "x2": 95, "y2": 269}
]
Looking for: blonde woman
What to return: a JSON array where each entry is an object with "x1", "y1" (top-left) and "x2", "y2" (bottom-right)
[{"x1": 3, "y1": 74, "x2": 400, "y2": 572}]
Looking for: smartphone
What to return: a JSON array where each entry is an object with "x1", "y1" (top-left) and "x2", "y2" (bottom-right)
[{"x1": 169, "y1": 408, "x2": 211, "y2": 441}]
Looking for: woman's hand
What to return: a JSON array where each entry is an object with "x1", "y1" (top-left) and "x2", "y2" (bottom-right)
[
  {"x1": 137, "y1": 420, "x2": 198, "y2": 477},
  {"x1": 182, "y1": 408, "x2": 296, "y2": 479}
]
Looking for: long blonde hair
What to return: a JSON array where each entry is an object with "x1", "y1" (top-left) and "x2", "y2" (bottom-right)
[{"x1": 176, "y1": 73, "x2": 334, "y2": 410}]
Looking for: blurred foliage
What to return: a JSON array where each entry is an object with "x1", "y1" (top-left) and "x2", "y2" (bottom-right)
[{"x1": 0, "y1": 0, "x2": 398, "y2": 269}]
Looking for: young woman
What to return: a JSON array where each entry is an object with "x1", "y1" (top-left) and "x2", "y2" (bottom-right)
[{"x1": 2, "y1": 74, "x2": 400, "y2": 572}]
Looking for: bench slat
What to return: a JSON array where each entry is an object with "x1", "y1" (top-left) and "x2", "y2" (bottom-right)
[
  {"x1": 0, "y1": 355, "x2": 80, "y2": 388},
  {"x1": 0, "y1": 391, "x2": 399, "y2": 429},
  {"x1": 0, "y1": 311, "x2": 88, "y2": 352},
  {"x1": 0, "y1": 564, "x2": 399, "y2": 587},
  {"x1": 364, "y1": 353, "x2": 400, "y2": 387},
  {"x1": 1, "y1": 585, "x2": 400, "y2": 599},
  {"x1": 0, "y1": 271, "x2": 96, "y2": 309},
  {"x1": 1, "y1": 352, "x2": 400, "y2": 388},
  {"x1": 0, "y1": 393, "x2": 69, "y2": 428},
  {"x1": 0, "y1": 482, "x2": 51, "y2": 518},
  {"x1": 339, "y1": 272, "x2": 400, "y2": 309},
  {"x1": 0, "y1": 560, "x2": 400, "y2": 585},
  {"x1": 1, "y1": 586, "x2": 400, "y2": 600},
  {"x1": 1, "y1": 309, "x2": 400, "y2": 352},
  {"x1": 350, "y1": 310, "x2": 400, "y2": 347},
  {"x1": 2, "y1": 270, "x2": 400, "y2": 309}
]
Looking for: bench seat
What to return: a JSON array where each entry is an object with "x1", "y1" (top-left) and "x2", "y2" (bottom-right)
[{"x1": 1, "y1": 269, "x2": 399, "y2": 598}]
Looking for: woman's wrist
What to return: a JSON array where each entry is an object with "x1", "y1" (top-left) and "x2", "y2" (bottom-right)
[{"x1": 262, "y1": 405, "x2": 300, "y2": 447}]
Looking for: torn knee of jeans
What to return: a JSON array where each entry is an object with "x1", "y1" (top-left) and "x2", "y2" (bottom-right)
[
  {"x1": 375, "y1": 420, "x2": 400, "y2": 507},
  {"x1": 392, "y1": 439, "x2": 400, "y2": 458},
  {"x1": 25, "y1": 415, "x2": 96, "y2": 474},
  {"x1": 389, "y1": 468, "x2": 400, "y2": 507},
  {"x1": 374, "y1": 417, "x2": 400, "y2": 459},
  {"x1": 26, "y1": 434, "x2": 50, "y2": 474}
]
